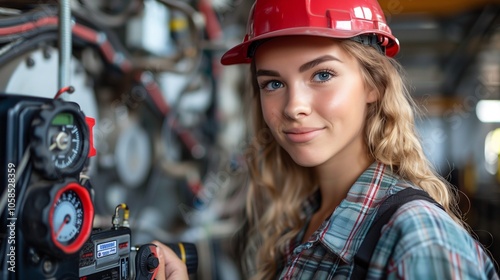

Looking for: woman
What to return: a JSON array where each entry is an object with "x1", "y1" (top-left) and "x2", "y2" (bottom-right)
[{"x1": 155, "y1": 0, "x2": 499, "y2": 279}]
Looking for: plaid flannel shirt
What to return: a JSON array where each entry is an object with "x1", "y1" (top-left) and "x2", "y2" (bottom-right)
[{"x1": 277, "y1": 162, "x2": 499, "y2": 279}]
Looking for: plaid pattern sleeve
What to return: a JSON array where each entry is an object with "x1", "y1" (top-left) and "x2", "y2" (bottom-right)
[{"x1": 276, "y1": 162, "x2": 499, "y2": 280}]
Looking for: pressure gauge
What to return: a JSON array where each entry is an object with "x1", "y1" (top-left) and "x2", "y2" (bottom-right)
[
  {"x1": 22, "y1": 179, "x2": 94, "y2": 256},
  {"x1": 52, "y1": 189, "x2": 85, "y2": 245},
  {"x1": 31, "y1": 99, "x2": 90, "y2": 179}
]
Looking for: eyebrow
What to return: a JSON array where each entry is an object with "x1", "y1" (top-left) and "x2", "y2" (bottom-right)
[
  {"x1": 299, "y1": 55, "x2": 342, "y2": 73},
  {"x1": 256, "y1": 55, "x2": 342, "y2": 77},
  {"x1": 256, "y1": 69, "x2": 280, "y2": 77}
]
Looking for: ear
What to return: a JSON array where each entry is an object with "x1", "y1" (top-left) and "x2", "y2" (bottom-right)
[{"x1": 366, "y1": 88, "x2": 379, "y2": 104}]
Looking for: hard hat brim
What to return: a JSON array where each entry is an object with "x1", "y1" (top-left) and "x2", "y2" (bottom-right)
[{"x1": 220, "y1": 27, "x2": 399, "y2": 65}]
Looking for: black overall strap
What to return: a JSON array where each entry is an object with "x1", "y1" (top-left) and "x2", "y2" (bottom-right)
[{"x1": 351, "y1": 188, "x2": 444, "y2": 279}]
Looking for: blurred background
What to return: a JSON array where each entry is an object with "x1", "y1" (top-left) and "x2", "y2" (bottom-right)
[
  {"x1": 377, "y1": 0, "x2": 500, "y2": 272},
  {"x1": 0, "y1": 0, "x2": 498, "y2": 278}
]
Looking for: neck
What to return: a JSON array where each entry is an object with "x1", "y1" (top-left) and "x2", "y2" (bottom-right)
[{"x1": 314, "y1": 144, "x2": 374, "y2": 214}]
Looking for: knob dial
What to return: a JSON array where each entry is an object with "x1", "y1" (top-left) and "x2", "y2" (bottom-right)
[{"x1": 30, "y1": 99, "x2": 90, "y2": 179}]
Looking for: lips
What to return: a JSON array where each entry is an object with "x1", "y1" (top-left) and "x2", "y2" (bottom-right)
[{"x1": 283, "y1": 127, "x2": 324, "y2": 143}]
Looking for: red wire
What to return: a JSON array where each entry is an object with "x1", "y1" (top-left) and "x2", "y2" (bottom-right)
[
  {"x1": 198, "y1": 0, "x2": 222, "y2": 40},
  {"x1": 54, "y1": 86, "x2": 75, "y2": 99},
  {"x1": 0, "y1": 17, "x2": 58, "y2": 36}
]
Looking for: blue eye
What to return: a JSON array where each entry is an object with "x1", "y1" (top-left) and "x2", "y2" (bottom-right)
[
  {"x1": 260, "y1": 80, "x2": 284, "y2": 91},
  {"x1": 313, "y1": 71, "x2": 334, "y2": 82}
]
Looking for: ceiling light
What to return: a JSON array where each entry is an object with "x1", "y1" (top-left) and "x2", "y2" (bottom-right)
[{"x1": 476, "y1": 100, "x2": 500, "y2": 123}]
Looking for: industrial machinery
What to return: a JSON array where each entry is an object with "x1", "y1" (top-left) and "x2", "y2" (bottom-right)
[
  {"x1": 0, "y1": 0, "x2": 248, "y2": 279},
  {"x1": 0, "y1": 94, "x2": 198, "y2": 279}
]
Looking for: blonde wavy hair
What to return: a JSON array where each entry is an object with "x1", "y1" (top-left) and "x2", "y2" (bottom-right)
[{"x1": 241, "y1": 39, "x2": 464, "y2": 279}]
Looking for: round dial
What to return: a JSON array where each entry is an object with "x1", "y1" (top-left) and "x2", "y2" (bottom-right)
[
  {"x1": 52, "y1": 189, "x2": 84, "y2": 244},
  {"x1": 49, "y1": 113, "x2": 83, "y2": 170},
  {"x1": 22, "y1": 179, "x2": 94, "y2": 256},
  {"x1": 48, "y1": 181, "x2": 94, "y2": 255},
  {"x1": 31, "y1": 99, "x2": 90, "y2": 179}
]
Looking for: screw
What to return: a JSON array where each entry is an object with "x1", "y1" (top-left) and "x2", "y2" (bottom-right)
[
  {"x1": 26, "y1": 57, "x2": 35, "y2": 68},
  {"x1": 29, "y1": 248, "x2": 40, "y2": 264},
  {"x1": 42, "y1": 259, "x2": 54, "y2": 274}
]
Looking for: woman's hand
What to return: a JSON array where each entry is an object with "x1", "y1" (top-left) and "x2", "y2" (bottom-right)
[{"x1": 152, "y1": 241, "x2": 189, "y2": 280}]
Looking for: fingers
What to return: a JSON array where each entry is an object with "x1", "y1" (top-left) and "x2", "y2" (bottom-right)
[
  {"x1": 152, "y1": 241, "x2": 189, "y2": 280},
  {"x1": 155, "y1": 243, "x2": 166, "y2": 280}
]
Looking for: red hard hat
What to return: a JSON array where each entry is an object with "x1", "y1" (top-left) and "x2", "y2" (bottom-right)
[{"x1": 221, "y1": 0, "x2": 400, "y2": 65}]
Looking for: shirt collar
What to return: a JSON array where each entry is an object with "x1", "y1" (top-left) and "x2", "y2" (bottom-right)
[{"x1": 314, "y1": 161, "x2": 399, "y2": 263}]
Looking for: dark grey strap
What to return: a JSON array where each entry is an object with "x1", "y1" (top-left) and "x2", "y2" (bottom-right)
[{"x1": 351, "y1": 188, "x2": 444, "y2": 279}]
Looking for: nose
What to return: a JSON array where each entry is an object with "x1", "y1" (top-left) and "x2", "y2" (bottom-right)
[{"x1": 283, "y1": 85, "x2": 312, "y2": 120}]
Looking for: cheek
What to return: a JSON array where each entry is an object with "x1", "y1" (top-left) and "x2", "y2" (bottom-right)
[
  {"x1": 316, "y1": 89, "x2": 349, "y2": 115},
  {"x1": 316, "y1": 87, "x2": 368, "y2": 121},
  {"x1": 261, "y1": 99, "x2": 280, "y2": 127}
]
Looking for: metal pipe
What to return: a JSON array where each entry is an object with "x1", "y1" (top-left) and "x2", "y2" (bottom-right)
[{"x1": 58, "y1": 0, "x2": 72, "y2": 96}]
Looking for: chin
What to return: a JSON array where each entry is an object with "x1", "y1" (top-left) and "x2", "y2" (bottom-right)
[
  {"x1": 282, "y1": 146, "x2": 327, "y2": 167},
  {"x1": 290, "y1": 155, "x2": 325, "y2": 168}
]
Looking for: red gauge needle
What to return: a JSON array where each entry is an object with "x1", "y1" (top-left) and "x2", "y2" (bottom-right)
[{"x1": 56, "y1": 214, "x2": 71, "y2": 237}]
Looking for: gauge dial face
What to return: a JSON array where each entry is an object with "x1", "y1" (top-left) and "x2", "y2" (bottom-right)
[
  {"x1": 31, "y1": 100, "x2": 91, "y2": 179},
  {"x1": 52, "y1": 189, "x2": 84, "y2": 245},
  {"x1": 48, "y1": 112, "x2": 83, "y2": 170}
]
